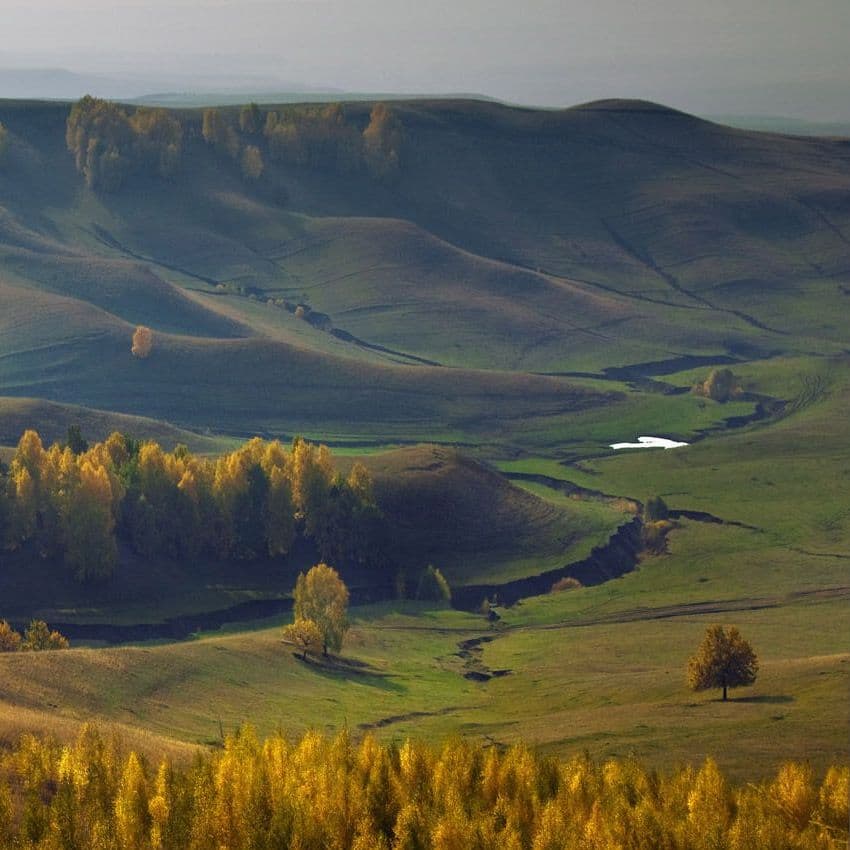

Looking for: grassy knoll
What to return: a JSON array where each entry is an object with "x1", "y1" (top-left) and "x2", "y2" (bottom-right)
[
  {"x1": 363, "y1": 445, "x2": 628, "y2": 586},
  {"x1": 478, "y1": 595, "x2": 848, "y2": 779}
]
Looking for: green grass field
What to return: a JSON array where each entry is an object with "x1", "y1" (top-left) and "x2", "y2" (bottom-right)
[
  {"x1": 1, "y1": 377, "x2": 847, "y2": 780},
  {"x1": 0, "y1": 97, "x2": 847, "y2": 782}
]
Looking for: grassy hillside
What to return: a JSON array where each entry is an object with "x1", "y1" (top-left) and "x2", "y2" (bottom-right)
[
  {"x1": 0, "y1": 554, "x2": 843, "y2": 781},
  {"x1": 0, "y1": 396, "x2": 230, "y2": 452},
  {"x1": 2, "y1": 383, "x2": 846, "y2": 779},
  {"x1": 362, "y1": 445, "x2": 626, "y2": 584},
  {"x1": 1, "y1": 96, "x2": 850, "y2": 446},
  {"x1": 0, "y1": 96, "x2": 848, "y2": 782}
]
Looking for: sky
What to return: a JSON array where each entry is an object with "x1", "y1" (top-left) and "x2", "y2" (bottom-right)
[{"x1": 1, "y1": 0, "x2": 848, "y2": 119}]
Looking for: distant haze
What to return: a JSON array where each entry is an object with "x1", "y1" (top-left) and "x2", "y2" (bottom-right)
[{"x1": 1, "y1": 0, "x2": 848, "y2": 120}]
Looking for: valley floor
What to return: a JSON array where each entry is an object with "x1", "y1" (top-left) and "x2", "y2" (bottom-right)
[{"x1": 1, "y1": 355, "x2": 847, "y2": 781}]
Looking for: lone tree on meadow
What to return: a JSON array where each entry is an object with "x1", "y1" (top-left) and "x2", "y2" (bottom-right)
[
  {"x1": 688, "y1": 624, "x2": 758, "y2": 701},
  {"x1": 293, "y1": 563, "x2": 349, "y2": 656},
  {"x1": 693, "y1": 368, "x2": 741, "y2": 403},
  {"x1": 131, "y1": 325, "x2": 153, "y2": 358}
]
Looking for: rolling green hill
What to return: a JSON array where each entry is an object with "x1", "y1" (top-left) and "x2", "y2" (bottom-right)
[{"x1": 1, "y1": 96, "x2": 849, "y2": 447}]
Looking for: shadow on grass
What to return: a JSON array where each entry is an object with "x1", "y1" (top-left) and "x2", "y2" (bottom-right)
[
  {"x1": 290, "y1": 652, "x2": 404, "y2": 692},
  {"x1": 685, "y1": 694, "x2": 795, "y2": 707},
  {"x1": 733, "y1": 694, "x2": 794, "y2": 704}
]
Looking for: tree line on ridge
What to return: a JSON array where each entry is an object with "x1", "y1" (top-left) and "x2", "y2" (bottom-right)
[{"x1": 64, "y1": 96, "x2": 404, "y2": 192}]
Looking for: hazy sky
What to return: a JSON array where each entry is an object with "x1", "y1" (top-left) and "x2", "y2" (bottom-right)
[{"x1": 2, "y1": 0, "x2": 848, "y2": 118}]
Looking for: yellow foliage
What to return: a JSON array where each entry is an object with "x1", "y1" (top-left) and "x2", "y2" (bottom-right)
[
  {"x1": 0, "y1": 621, "x2": 22, "y2": 652},
  {"x1": 131, "y1": 325, "x2": 153, "y2": 358},
  {"x1": 64, "y1": 459, "x2": 118, "y2": 580},
  {"x1": 266, "y1": 465, "x2": 296, "y2": 556},
  {"x1": 13, "y1": 429, "x2": 46, "y2": 481},
  {"x1": 771, "y1": 762, "x2": 817, "y2": 832},
  {"x1": 7, "y1": 466, "x2": 37, "y2": 544},
  {"x1": 147, "y1": 762, "x2": 171, "y2": 850},
  {"x1": 0, "y1": 727, "x2": 843, "y2": 850},
  {"x1": 687, "y1": 758, "x2": 732, "y2": 848},
  {"x1": 1, "y1": 428, "x2": 373, "y2": 574},
  {"x1": 294, "y1": 563, "x2": 349, "y2": 655},
  {"x1": 241, "y1": 144, "x2": 264, "y2": 180},
  {"x1": 115, "y1": 751, "x2": 149, "y2": 850},
  {"x1": 282, "y1": 617, "x2": 323, "y2": 660},
  {"x1": 816, "y1": 765, "x2": 849, "y2": 842}
]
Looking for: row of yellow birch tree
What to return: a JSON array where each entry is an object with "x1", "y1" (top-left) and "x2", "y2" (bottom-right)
[
  {"x1": 0, "y1": 724, "x2": 845, "y2": 850},
  {"x1": 0, "y1": 430, "x2": 382, "y2": 580}
]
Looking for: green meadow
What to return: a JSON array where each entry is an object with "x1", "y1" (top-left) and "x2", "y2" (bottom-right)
[{"x1": 0, "y1": 96, "x2": 847, "y2": 784}]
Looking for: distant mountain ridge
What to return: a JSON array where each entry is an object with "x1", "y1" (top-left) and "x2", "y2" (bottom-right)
[{"x1": 0, "y1": 67, "x2": 492, "y2": 109}]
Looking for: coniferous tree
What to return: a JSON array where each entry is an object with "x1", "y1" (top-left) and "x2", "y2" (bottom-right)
[{"x1": 66, "y1": 424, "x2": 89, "y2": 455}]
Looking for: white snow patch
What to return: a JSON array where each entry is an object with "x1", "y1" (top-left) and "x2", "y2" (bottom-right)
[{"x1": 610, "y1": 436, "x2": 689, "y2": 451}]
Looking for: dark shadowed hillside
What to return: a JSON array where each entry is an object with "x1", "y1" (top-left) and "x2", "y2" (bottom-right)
[{"x1": 362, "y1": 444, "x2": 624, "y2": 584}]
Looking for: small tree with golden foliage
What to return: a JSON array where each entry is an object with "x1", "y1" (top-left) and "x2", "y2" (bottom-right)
[
  {"x1": 0, "y1": 621, "x2": 22, "y2": 652},
  {"x1": 363, "y1": 103, "x2": 404, "y2": 180},
  {"x1": 293, "y1": 563, "x2": 349, "y2": 656},
  {"x1": 131, "y1": 325, "x2": 153, "y2": 358},
  {"x1": 22, "y1": 619, "x2": 69, "y2": 651},
  {"x1": 688, "y1": 624, "x2": 757, "y2": 701},
  {"x1": 282, "y1": 617, "x2": 323, "y2": 661},
  {"x1": 693, "y1": 368, "x2": 741, "y2": 403}
]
